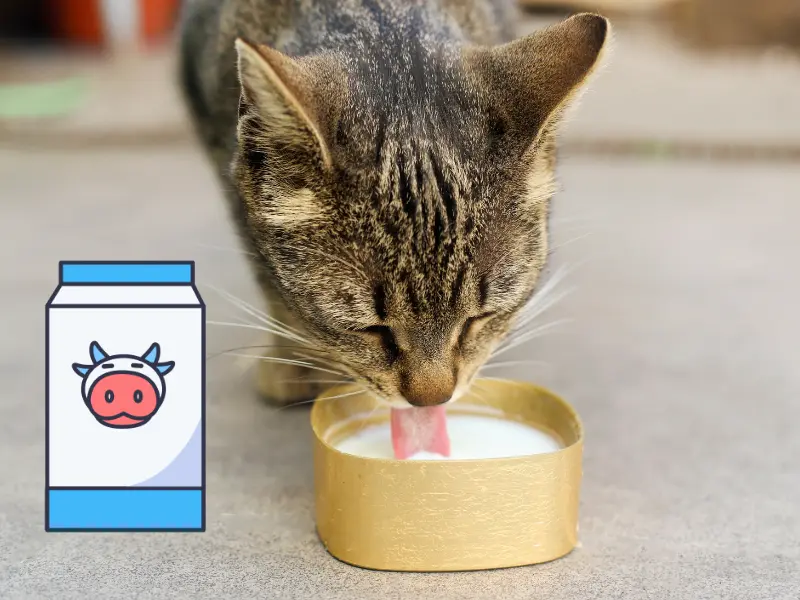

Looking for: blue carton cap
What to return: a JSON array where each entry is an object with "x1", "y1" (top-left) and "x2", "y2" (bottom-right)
[{"x1": 60, "y1": 262, "x2": 194, "y2": 284}]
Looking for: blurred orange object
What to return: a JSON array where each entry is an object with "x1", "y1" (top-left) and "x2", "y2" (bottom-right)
[
  {"x1": 48, "y1": 0, "x2": 180, "y2": 47},
  {"x1": 49, "y1": 0, "x2": 104, "y2": 46},
  {"x1": 141, "y1": 0, "x2": 180, "y2": 44}
]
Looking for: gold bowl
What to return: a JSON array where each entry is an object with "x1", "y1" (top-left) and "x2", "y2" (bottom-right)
[{"x1": 311, "y1": 379, "x2": 584, "y2": 572}]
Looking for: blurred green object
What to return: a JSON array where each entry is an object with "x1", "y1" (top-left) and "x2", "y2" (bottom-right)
[{"x1": 0, "y1": 77, "x2": 86, "y2": 119}]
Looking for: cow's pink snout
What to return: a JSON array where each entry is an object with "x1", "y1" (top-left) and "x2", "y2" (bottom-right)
[{"x1": 88, "y1": 373, "x2": 159, "y2": 422}]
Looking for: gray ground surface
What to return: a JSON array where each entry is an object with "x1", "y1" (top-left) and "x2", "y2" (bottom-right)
[{"x1": 1, "y1": 14, "x2": 799, "y2": 600}]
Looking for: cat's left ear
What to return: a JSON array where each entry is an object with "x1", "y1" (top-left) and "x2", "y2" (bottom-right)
[
  {"x1": 235, "y1": 38, "x2": 342, "y2": 169},
  {"x1": 466, "y1": 13, "x2": 610, "y2": 145}
]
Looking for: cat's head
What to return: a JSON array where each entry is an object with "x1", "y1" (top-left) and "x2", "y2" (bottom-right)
[{"x1": 232, "y1": 13, "x2": 609, "y2": 407}]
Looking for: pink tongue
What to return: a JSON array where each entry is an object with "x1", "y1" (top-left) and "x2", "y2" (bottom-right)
[{"x1": 390, "y1": 406, "x2": 450, "y2": 460}]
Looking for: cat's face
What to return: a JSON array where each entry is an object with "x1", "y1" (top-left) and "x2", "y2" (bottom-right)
[{"x1": 232, "y1": 14, "x2": 608, "y2": 406}]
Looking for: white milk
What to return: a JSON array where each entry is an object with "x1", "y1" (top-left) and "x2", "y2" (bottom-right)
[
  {"x1": 336, "y1": 414, "x2": 562, "y2": 460},
  {"x1": 46, "y1": 262, "x2": 204, "y2": 531}
]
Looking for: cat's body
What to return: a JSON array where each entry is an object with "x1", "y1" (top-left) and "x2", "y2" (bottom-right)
[{"x1": 179, "y1": 0, "x2": 608, "y2": 407}]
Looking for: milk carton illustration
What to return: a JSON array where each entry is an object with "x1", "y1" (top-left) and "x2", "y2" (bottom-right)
[{"x1": 46, "y1": 261, "x2": 205, "y2": 531}]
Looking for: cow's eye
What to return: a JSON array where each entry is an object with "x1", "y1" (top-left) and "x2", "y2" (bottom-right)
[
  {"x1": 105, "y1": 390, "x2": 114, "y2": 403},
  {"x1": 133, "y1": 390, "x2": 143, "y2": 403}
]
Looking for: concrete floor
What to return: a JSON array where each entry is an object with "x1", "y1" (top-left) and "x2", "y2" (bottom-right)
[{"x1": 1, "y1": 14, "x2": 799, "y2": 600}]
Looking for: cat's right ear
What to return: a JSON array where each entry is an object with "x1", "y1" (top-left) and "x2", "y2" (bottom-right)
[
  {"x1": 235, "y1": 38, "x2": 335, "y2": 169},
  {"x1": 466, "y1": 13, "x2": 610, "y2": 146}
]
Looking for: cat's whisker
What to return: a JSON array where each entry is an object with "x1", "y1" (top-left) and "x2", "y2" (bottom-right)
[
  {"x1": 548, "y1": 222, "x2": 600, "y2": 241},
  {"x1": 496, "y1": 265, "x2": 575, "y2": 359},
  {"x1": 276, "y1": 387, "x2": 366, "y2": 410},
  {"x1": 229, "y1": 314, "x2": 259, "y2": 326},
  {"x1": 213, "y1": 299, "x2": 269, "y2": 327},
  {"x1": 207, "y1": 320, "x2": 285, "y2": 335},
  {"x1": 553, "y1": 205, "x2": 607, "y2": 222},
  {"x1": 208, "y1": 341, "x2": 339, "y2": 359},
  {"x1": 464, "y1": 382, "x2": 491, "y2": 407},
  {"x1": 514, "y1": 265, "x2": 573, "y2": 323},
  {"x1": 466, "y1": 384, "x2": 488, "y2": 399},
  {"x1": 194, "y1": 242, "x2": 257, "y2": 257},
  {"x1": 480, "y1": 359, "x2": 552, "y2": 371},
  {"x1": 492, "y1": 318, "x2": 572, "y2": 359},
  {"x1": 207, "y1": 333, "x2": 352, "y2": 379},
  {"x1": 256, "y1": 309, "x2": 309, "y2": 341},
  {"x1": 548, "y1": 232, "x2": 592, "y2": 253},
  {"x1": 508, "y1": 317, "x2": 573, "y2": 344},
  {"x1": 315, "y1": 388, "x2": 366, "y2": 402},
  {"x1": 345, "y1": 401, "x2": 385, "y2": 432},
  {"x1": 218, "y1": 289, "x2": 308, "y2": 340},
  {"x1": 206, "y1": 320, "x2": 308, "y2": 348},
  {"x1": 277, "y1": 377, "x2": 352, "y2": 385},
  {"x1": 470, "y1": 379, "x2": 498, "y2": 394},
  {"x1": 478, "y1": 376, "x2": 534, "y2": 388},
  {"x1": 466, "y1": 392, "x2": 489, "y2": 408},
  {"x1": 512, "y1": 277, "x2": 569, "y2": 332},
  {"x1": 220, "y1": 352, "x2": 345, "y2": 376},
  {"x1": 206, "y1": 342, "x2": 339, "y2": 361},
  {"x1": 205, "y1": 286, "x2": 311, "y2": 346},
  {"x1": 219, "y1": 352, "x2": 313, "y2": 367},
  {"x1": 291, "y1": 350, "x2": 346, "y2": 367},
  {"x1": 204, "y1": 283, "x2": 303, "y2": 335},
  {"x1": 551, "y1": 214, "x2": 597, "y2": 226},
  {"x1": 510, "y1": 287, "x2": 574, "y2": 335},
  {"x1": 510, "y1": 298, "x2": 571, "y2": 344},
  {"x1": 467, "y1": 377, "x2": 489, "y2": 391}
]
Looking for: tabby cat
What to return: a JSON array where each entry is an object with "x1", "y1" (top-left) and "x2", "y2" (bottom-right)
[{"x1": 179, "y1": 0, "x2": 609, "y2": 407}]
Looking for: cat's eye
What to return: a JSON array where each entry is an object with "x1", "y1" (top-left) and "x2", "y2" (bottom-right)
[
  {"x1": 358, "y1": 325, "x2": 401, "y2": 364},
  {"x1": 458, "y1": 312, "x2": 496, "y2": 348}
]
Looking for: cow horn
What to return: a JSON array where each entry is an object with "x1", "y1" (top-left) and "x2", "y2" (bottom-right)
[
  {"x1": 90, "y1": 341, "x2": 108, "y2": 364},
  {"x1": 72, "y1": 363, "x2": 91, "y2": 377},
  {"x1": 156, "y1": 361, "x2": 175, "y2": 376},
  {"x1": 142, "y1": 343, "x2": 160, "y2": 364}
]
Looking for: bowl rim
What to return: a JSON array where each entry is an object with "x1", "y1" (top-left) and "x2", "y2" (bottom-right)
[{"x1": 310, "y1": 378, "x2": 584, "y2": 466}]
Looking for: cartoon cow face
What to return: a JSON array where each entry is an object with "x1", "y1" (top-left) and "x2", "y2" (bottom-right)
[{"x1": 72, "y1": 341, "x2": 175, "y2": 429}]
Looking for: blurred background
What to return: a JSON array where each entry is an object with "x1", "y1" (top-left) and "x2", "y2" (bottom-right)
[
  {"x1": 1, "y1": 1, "x2": 799, "y2": 598},
  {"x1": 1, "y1": 0, "x2": 799, "y2": 153},
  {"x1": 1, "y1": 0, "x2": 799, "y2": 152}
]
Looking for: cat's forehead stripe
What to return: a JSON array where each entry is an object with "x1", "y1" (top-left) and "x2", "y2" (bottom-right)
[
  {"x1": 449, "y1": 267, "x2": 467, "y2": 309},
  {"x1": 376, "y1": 143, "x2": 466, "y2": 245},
  {"x1": 373, "y1": 284, "x2": 388, "y2": 321},
  {"x1": 478, "y1": 275, "x2": 490, "y2": 310}
]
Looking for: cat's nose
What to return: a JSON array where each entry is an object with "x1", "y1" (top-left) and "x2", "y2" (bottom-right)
[
  {"x1": 404, "y1": 387, "x2": 451, "y2": 407},
  {"x1": 400, "y1": 365, "x2": 456, "y2": 407}
]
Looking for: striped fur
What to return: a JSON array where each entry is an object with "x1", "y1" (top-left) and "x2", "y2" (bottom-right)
[{"x1": 179, "y1": 0, "x2": 609, "y2": 406}]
